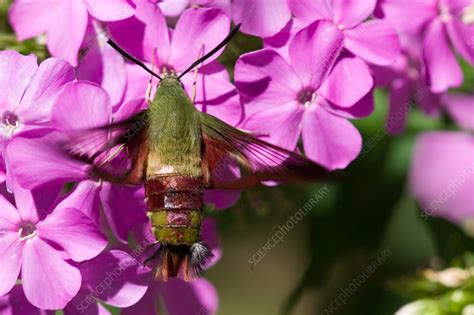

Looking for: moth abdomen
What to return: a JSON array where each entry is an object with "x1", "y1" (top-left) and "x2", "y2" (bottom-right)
[{"x1": 145, "y1": 175, "x2": 212, "y2": 280}]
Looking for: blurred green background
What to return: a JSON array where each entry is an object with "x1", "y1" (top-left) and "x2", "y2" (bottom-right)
[{"x1": 1, "y1": 1, "x2": 474, "y2": 314}]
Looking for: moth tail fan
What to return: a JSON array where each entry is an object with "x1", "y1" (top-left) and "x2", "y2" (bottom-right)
[
  {"x1": 189, "y1": 242, "x2": 214, "y2": 277},
  {"x1": 152, "y1": 243, "x2": 214, "y2": 281}
]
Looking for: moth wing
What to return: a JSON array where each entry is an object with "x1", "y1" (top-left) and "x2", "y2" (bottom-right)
[
  {"x1": 199, "y1": 112, "x2": 329, "y2": 189},
  {"x1": 62, "y1": 110, "x2": 149, "y2": 185}
]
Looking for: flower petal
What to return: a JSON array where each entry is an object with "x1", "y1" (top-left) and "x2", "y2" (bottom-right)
[
  {"x1": 100, "y1": 183, "x2": 147, "y2": 243},
  {"x1": 378, "y1": 0, "x2": 437, "y2": 34},
  {"x1": 287, "y1": 0, "x2": 332, "y2": 23},
  {"x1": 204, "y1": 190, "x2": 241, "y2": 210},
  {"x1": 423, "y1": 19, "x2": 463, "y2": 92},
  {"x1": 37, "y1": 207, "x2": 107, "y2": 262},
  {"x1": 345, "y1": 20, "x2": 401, "y2": 65},
  {"x1": 243, "y1": 101, "x2": 304, "y2": 150},
  {"x1": 410, "y1": 132, "x2": 474, "y2": 222},
  {"x1": 442, "y1": 93, "x2": 474, "y2": 131},
  {"x1": 232, "y1": 0, "x2": 291, "y2": 37},
  {"x1": 22, "y1": 238, "x2": 81, "y2": 309},
  {"x1": 45, "y1": 0, "x2": 88, "y2": 67},
  {"x1": 181, "y1": 71, "x2": 242, "y2": 126},
  {"x1": 79, "y1": 250, "x2": 150, "y2": 307},
  {"x1": 200, "y1": 218, "x2": 221, "y2": 268},
  {"x1": 161, "y1": 278, "x2": 218, "y2": 315},
  {"x1": 8, "y1": 0, "x2": 54, "y2": 40},
  {"x1": 64, "y1": 292, "x2": 111, "y2": 315},
  {"x1": 17, "y1": 58, "x2": 75, "y2": 123},
  {"x1": 0, "y1": 195, "x2": 21, "y2": 231},
  {"x1": 84, "y1": 0, "x2": 135, "y2": 21},
  {"x1": 121, "y1": 287, "x2": 157, "y2": 315},
  {"x1": 264, "y1": 19, "x2": 296, "y2": 63},
  {"x1": 319, "y1": 55, "x2": 373, "y2": 107},
  {"x1": 158, "y1": 0, "x2": 190, "y2": 17},
  {"x1": 235, "y1": 49, "x2": 301, "y2": 108},
  {"x1": 7, "y1": 131, "x2": 89, "y2": 189},
  {"x1": 0, "y1": 233, "x2": 22, "y2": 297},
  {"x1": 204, "y1": 161, "x2": 241, "y2": 209},
  {"x1": 446, "y1": 18, "x2": 474, "y2": 65},
  {"x1": 55, "y1": 180, "x2": 102, "y2": 226},
  {"x1": 12, "y1": 184, "x2": 39, "y2": 223},
  {"x1": 416, "y1": 82, "x2": 442, "y2": 116},
  {"x1": 289, "y1": 20, "x2": 344, "y2": 88},
  {"x1": 77, "y1": 36, "x2": 126, "y2": 107},
  {"x1": 0, "y1": 50, "x2": 37, "y2": 112},
  {"x1": 0, "y1": 285, "x2": 53, "y2": 315},
  {"x1": 123, "y1": 63, "x2": 150, "y2": 104},
  {"x1": 302, "y1": 105, "x2": 362, "y2": 170},
  {"x1": 386, "y1": 78, "x2": 412, "y2": 135},
  {"x1": 109, "y1": 1, "x2": 170, "y2": 63},
  {"x1": 195, "y1": 0, "x2": 232, "y2": 15},
  {"x1": 51, "y1": 82, "x2": 112, "y2": 130},
  {"x1": 332, "y1": 0, "x2": 376, "y2": 28},
  {"x1": 324, "y1": 90, "x2": 374, "y2": 119},
  {"x1": 169, "y1": 8, "x2": 230, "y2": 71}
]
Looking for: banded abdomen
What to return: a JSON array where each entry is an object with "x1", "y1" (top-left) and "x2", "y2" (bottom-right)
[
  {"x1": 145, "y1": 173, "x2": 212, "y2": 280},
  {"x1": 146, "y1": 175, "x2": 203, "y2": 247}
]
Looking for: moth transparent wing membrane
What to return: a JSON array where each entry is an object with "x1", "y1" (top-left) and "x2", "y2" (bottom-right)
[
  {"x1": 62, "y1": 110, "x2": 150, "y2": 185},
  {"x1": 199, "y1": 112, "x2": 329, "y2": 189}
]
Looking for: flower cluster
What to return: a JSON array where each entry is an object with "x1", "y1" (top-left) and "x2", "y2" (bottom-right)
[{"x1": 0, "y1": 0, "x2": 472, "y2": 314}]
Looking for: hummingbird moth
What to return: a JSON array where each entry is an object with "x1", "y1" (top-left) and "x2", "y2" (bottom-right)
[{"x1": 65, "y1": 24, "x2": 329, "y2": 281}]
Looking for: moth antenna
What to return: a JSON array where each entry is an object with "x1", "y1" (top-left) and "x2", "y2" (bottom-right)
[
  {"x1": 177, "y1": 23, "x2": 241, "y2": 80},
  {"x1": 107, "y1": 39, "x2": 163, "y2": 80}
]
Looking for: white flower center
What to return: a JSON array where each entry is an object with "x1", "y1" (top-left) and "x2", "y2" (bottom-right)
[
  {"x1": 297, "y1": 88, "x2": 317, "y2": 108},
  {"x1": 463, "y1": 3, "x2": 474, "y2": 24},
  {"x1": 18, "y1": 222, "x2": 37, "y2": 241},
  {"x1": 1, "y1": 111, "x2": 20, "y2": 137},
  {"x1": 439, "y1": 3, "x2": 452, "y2": 22}
]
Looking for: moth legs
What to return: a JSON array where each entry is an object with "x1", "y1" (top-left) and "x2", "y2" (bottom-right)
[
  {"x1": 191, "y1": 45, "x2": 205, "y2": 104},
  {"x1": 146, "y1": 48, "x2": 158, "y2": 105}
]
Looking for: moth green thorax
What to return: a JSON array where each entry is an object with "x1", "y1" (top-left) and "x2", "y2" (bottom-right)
[
  {"x1": 69, "y1": 24, "x2": 330, "y2": 280},
  {"x1": 148, "y1": 74, "x2": 203, "y2": 178}
]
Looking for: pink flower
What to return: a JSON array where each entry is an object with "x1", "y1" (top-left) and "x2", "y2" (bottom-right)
[
  {"x1": 0, "y1": 50, "x2": 75, "y2": 191},
  {"x1": 0, "y1": 250, "x2": 150, "y2": 315},
  {"x1": 9, "y1": 0, "x2": 136, "y2": 66},
  {"x1": 380, "y1": 0, "x2": 474, "y2": 92},
  {"x1": 373, "y1": 32, "x2": 474, "y2": 135},
  {"x1": 288, "y1": 0, "x2": 401, "y2": 66},
  {"x1": 0, "y1": 185, "x2": 107, "y2": 309},
  {"x1": 0, "y1": 51, "x2": 74, "y2": 144},
  {"x1": 371, "y1": 41, "x2": 443, "y2": 134},
  {"x1": 235, "y1": 21, "x2": 374, "y2": 170},
  {"x1": 410, "y1": 92, "x2": 474, "y2": 224},
  {"x1": 7, "y1": 82, "x2": 148, "y2": 243},
  {"x1": 410, "y1": 131, "x2": 474, "y2": 223}
]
